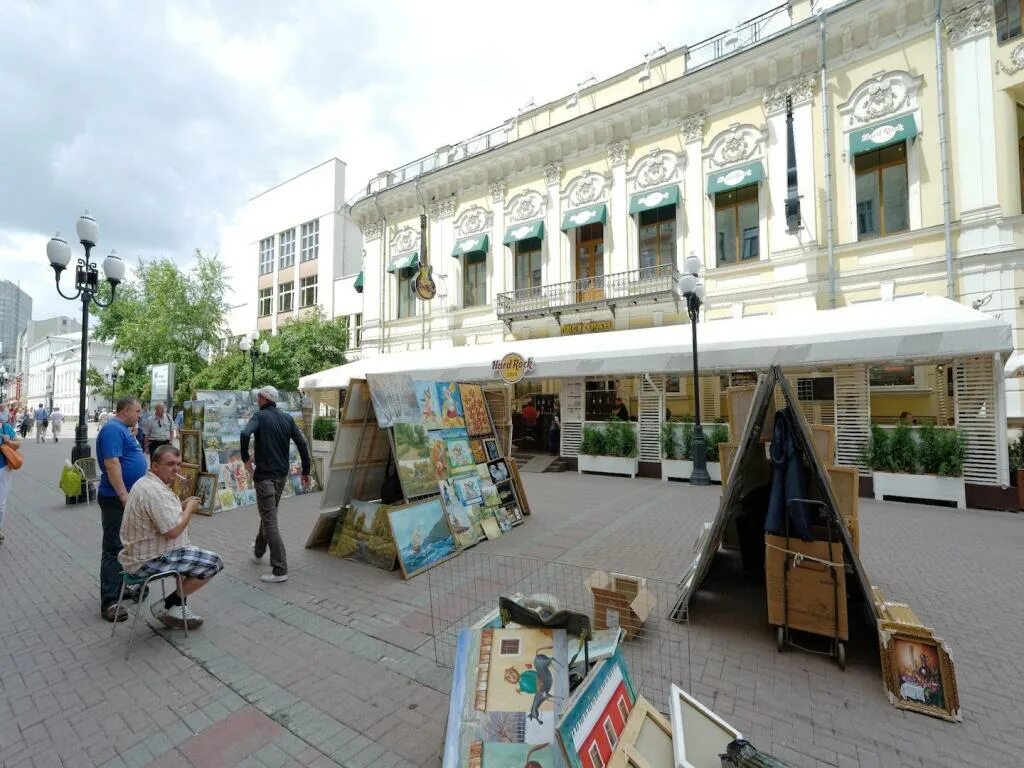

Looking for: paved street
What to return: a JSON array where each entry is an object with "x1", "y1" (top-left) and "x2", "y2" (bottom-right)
[{"x1": 1, "y1": 436, "x2": 1023, "y2": 768}]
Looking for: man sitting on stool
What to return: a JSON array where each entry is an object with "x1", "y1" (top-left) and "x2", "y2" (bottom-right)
[{"x1": 119, "y1": 444, "x2": 223, "y2": 629}]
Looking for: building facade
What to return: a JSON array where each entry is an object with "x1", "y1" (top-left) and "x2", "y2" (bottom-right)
[
  {"x1": 25, "y1": 332, "x2": 114, "y2": 421},
  {"x1": 347, "y1": 0, "x2": 1023, "y2": 430},
  {"x1": 244, "y1": 158, "x2": 364, "y2": 350},
  {"x1": 0, "y1": 280, "x2": 32, "y2": 373},
  {"x1": 12, "y1": 316, "x2": 81, "y2": 407}
]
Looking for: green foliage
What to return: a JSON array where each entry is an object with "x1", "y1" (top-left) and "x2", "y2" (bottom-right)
[
  {"x1": 681, "y1": 422, "x2": 695, "y2": 460},
  {"x1": 313, "y1": 417, "x2": 337, "y2": 441},
  {"x1": 917, "y1": 424, "x2": 941, "y2": 475},
  {"x1": 661, "y1": 422, "x2": 678, "y2": 459},
  {"x1": 580, "y1": 425, "x2": 606, "y2": 456},
  {"x1": 867, "y1": 423, "x2": 965, "y2": 477},
  {"x1": 934, "y1": 428, "x2": 965, "y2": 477},
  {"x1": 889, "y1": 423, "x2": 917, "y2": 473},
  {"x1": 865, "y1": 424, "x2": 892, "y2": 471},
  {"x1": 705, "y1": 423, "x2": 730, "y2": 463},
  {"x1": 603, "y1": 418, "x2": 637, "y2": 458},
  {"x1": 1010, "y1": 432, "x2": 1024, "y2": 471}
]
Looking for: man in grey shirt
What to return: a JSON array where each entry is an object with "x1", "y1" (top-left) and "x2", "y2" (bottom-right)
[{"x1": 143, "y1": 402, "x2": 175, "y2": 458}]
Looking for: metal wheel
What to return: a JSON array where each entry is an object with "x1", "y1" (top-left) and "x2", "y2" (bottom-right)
[
  {"x1": 776, "y1": 626, "x2": 785, "y2": 652},
  {"x1": 837, "y1": 641, "x2": 847, "y2": 670}
]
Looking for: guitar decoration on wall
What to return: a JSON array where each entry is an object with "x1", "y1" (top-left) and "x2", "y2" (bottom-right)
[{"x1": 413, "y1": 213, "x2": 436, "y2": 300}]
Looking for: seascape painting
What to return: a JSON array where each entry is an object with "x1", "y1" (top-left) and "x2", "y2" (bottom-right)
[{"x1": 387, "y1": 498, "x2": 457, "y2": 579}]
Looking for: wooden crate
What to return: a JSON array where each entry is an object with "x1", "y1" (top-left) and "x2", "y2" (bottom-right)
[
  {"x1": 811, "y1": 424, "x2": 836, "y2": 465},
  {"x1": 827, "y1": 465, "x2": 859, "y2": 554},
  {"x1": 726, "y1": 385, "x2": 773, "y2": 441},
  {"x1": 765, "y1": 533, "x2": 848, "y2": 641}
]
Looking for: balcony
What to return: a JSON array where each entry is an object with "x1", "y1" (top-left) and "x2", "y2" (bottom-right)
[{"x1": 496, "y1": 264, "x2": 680, "y2": 323}]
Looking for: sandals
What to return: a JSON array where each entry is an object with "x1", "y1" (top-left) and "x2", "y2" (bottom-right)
[{"x1": 102, "y1": 604, "x2": 129, "y2": 623}]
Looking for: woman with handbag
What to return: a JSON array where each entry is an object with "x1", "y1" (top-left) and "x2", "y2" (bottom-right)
[{"x1": 0, "y1": 417, "x2": 22, "y2": 543}]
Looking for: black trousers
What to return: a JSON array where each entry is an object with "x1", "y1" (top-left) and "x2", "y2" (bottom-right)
[
  {"x1": 148, "y1": 440, "x2": 170, "y2": 457},
  {"x1": 99, "y1": 495, "x2": 125, "y2": 609}
]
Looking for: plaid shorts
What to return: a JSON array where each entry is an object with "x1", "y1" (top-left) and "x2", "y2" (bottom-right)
[{"x1": 136, "y1": 546, "x2": 224, "y2": 580}]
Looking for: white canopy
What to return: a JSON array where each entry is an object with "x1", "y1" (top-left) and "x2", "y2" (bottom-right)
[{"x1": 301, "y1": 296, "x2": 1012, "y2": 392}]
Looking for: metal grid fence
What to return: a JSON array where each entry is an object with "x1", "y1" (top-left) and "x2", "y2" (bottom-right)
[{"x1": 427, "y1": 551, "x2": 691, "y2": 713}]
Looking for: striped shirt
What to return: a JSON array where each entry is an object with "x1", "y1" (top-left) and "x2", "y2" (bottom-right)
[{"x1": 119, "y1": 472, "x2": 190, "y2": 573}]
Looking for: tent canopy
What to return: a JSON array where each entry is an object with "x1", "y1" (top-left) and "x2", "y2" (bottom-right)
[{"x1": 301, "y1": 296, "x2": 1012, "y2": 391}]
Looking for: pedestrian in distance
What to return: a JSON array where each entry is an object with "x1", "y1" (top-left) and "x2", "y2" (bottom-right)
[
  {"x1": 241, "y1": 385, "x2": 311, "y2": 584},
  {"x1": 95, "y1": 397, "x2": 149, "y2": 622},
  {"x1": 19, "y1": 410, "x2": 31, "y2": 439},
  {"x1": 143, "y1": 402, "x2": 174, "y2": 458},
  {"x1": 137, "y1": 403, "x2": 151, "y2": 450},
  {"x1": 0, "y1": 417, "x2": 22, "y2": 543},
  {"x1": 50, "y1": 406, "x2": 64, "y2": 442},
  {"x1": 34, "y1": 403, "x2": 48, "y2": 443},
  {"x1": 119, "y1": 444, "x2": 223, "y2": 630}
]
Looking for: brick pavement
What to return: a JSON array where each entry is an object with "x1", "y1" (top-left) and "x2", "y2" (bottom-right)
[{"x1": 1, "y1": 438, "x2": 1022, "y2": 767}]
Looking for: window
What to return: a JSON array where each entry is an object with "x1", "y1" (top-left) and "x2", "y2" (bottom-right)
[
  {"x1": 996, "y1": 0, "x2": 1023, "y2": 42},
  {"x1": 279, "y1": 229, "x2": 296, "y2": 269},
  {"x1": 602, "y1": 717, "x2": 618, "y2": 747},
  {"x1": 638, "y1": 205, "x2": 676, "y2": 273},
  {"x1": 350, "y1": 313, "x2": 362, "y2": 348},
  {"x1": 463, "y1": 252, "x2": 487, "y2": 308},
  {"x1": 397, "y1": 270, "x2": 415, "y2": 319},
  {"x1": 300, "y1": 220, "x2": 319, "y2": 262},
  {"x1": 499, "y1": 638, "x2": 521, "y2": 656},
  {"x1": 715, "y1": 185, "x2": 759, "y2": 265},
  {"x1": 300, "y1": 276, "x2": 318, "y2": 308},
  {"x1": 278, "y1": 281, "x2": 294, "y2": 313},
  {"x1": 259, "y1": 238, "x2": 275, "y2": 275},
  {"x1": 855, "y1": 143, "x2": 908, "y2": 239},
  {"x1": 588, "y1": 744, "x2": 605, "y2": 768},
  {"x1": 257, "y1": 287, "x2": 272, "y2": 317},
  {"x1": 616, "y1": 697, "x2": 629, "y2": 723},
  {"x1": 514, "y1": 238, "x2": 543, "y2": 292},
  {"x1": 870, "y1": 365, "x2": 915, "y2": 387}
]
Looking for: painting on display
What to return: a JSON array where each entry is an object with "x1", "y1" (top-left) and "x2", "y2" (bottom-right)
[
  {"x1": 328, "y1": 499, "x2": 397, "y2": 570},
  {"x1": 445, "y1": 432, "x2": 475, "y2": 472},
  {"x1": 415, "y1": 380, "x2": 444, "y2": 431},
  {"x1": 217, "y1": 488, "x2": 237, "y2": 511},
  {"x1": 426, "y1": 431, "x2": 449, "y2": 481},
  {"x1": 487, "y1": 459, "x2": 511, "y2": 485},
  {"x1": 459, "y1": 383, "x2": 491, "y2": 436},
  {"x1": 386, "y1": 498, "x2": 458, "y2": 579},
  {"x1": 342, "y1": 378, "x2": 373, "y2": 423},
  {"x1": 195, "y1": 473, "x2": 218, "y2": 515},
  {"x1": 470, "y1": 439, "x2": 488, "y2": 464},
  {"x1": 180, "y1": 430, "x2": 202, "y2": 467},
  {"x1": 171, "y1": 465, "x2": 200, "y2": 501},
  {"x1": 438, "y1": 480, "x2": 482, "y2": 550},
  {"x1": 556, "y1": 650, "x2": 636, "y2": 768},
  {"x1": 880, "y1": 624, "x2": 960, "y2": 721},
  {"x1": 393, "y1": 423, "x2": 439, "y2": 499},
  {"x1": 483, "y1": 438, "x2": 500, "y2": 461},
  {"x1": 367, "y1": 373, "x2": 420, "y2": 428},
  {"x1": 436, "y1": 382, "x2": 465, "y2": 428},
  {"x1": 452, "y1": 472, "x2": 484, "y2": 506},
  {"x1": 442, "y1": 627, "x2": 569, "y2": 768}
]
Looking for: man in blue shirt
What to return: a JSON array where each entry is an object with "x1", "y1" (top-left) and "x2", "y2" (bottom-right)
[
  {"x1": 33, "y1": 404, "x2": 48, "y2": 443},
  {"x1": 95, "y1": 396, "x2": 148, "y2": 622}
]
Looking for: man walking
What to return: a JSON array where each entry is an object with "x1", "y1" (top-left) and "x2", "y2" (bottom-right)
[
  {"x1": 95, "y1": 397, "x2": 148, "y2": 622},
  {"x1": 241, "y1": 386, "x2": 310, "y2": 584},
  {"x1": 143, "y1": 402, "x2": 174, "y2": 458},
  {"x1": 34, "y1": 403, "x2": 48, "y2": 443},
  {"x1": 50, "y1": 407, "x2": 64, "y2": 442},
  {"x1": 120, "y1": 444, "x2": 223, "y2": 629}
]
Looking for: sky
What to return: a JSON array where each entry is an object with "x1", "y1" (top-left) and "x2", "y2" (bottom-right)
[{"x1": 0, "y1": 0, "x2": 776, "y2": 324}]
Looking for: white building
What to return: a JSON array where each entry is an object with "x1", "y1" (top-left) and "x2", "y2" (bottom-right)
[
  {"x1": 240, "y1": 158, "x2": 364, "y2": 351},
  {"x1": 26, "y1": 332, "x2": 115, "y2": 421}
]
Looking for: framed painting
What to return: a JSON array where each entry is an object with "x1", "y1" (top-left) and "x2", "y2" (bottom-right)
[
  {"x1": 483, "y1": 437, "x2": 500, "y2": 461},
  {"x1": 668, "y1": 684, "x2": 742, "y2": 768},
  {"x1": 508, "y1": 459, "x2": 531, "y2": 516},
  {"x1": 445, "y1": 435, "x2": 475, "y2": 472},
  {"x1": 329, "y1": 499, "x2": 397, "y2": 570},
  {"x1": 556, "y1": 650, "x2": 637, "y2": 768},
  {"x1": 452, "y1": 472, "x2": 484, "y2": 506},
  {"x1": 470, "y1": 439, "x2": 488, "y2": 464},
  {"x1": 502, "y1": 503, "x2": 524, "y2": 527},
  {"x1": 459, "y1": 383, "x2": 491, "y2": 436},
  {"x1": 194, "y1": 473, "x2": 219, "y2": 515},
  {"x1": 414, "y1": 380, "x2": 443, "y2": 431},
  {"x1": 879, "y1": 623, "x2": 961, "y2": 721},
  {"x1": 435, "y1": 382, "x2": 465, "y2": 428},
  {"x1": 387, "y1": 498, "x2": 458, "y2": 579},
  {"x1": 392, "y1": 423, "x2": 438, "y2": 499},
  {"x1": 487, "y1": 459, "x2": 510, "y2": 485},
  {"x1": 438, "y1": 481, "x2": 482, "y2": 550},
  {"x1": 172, "y1": 465, "x2": 200, "y2": 501},
  {"x1": 180, "y1": 430, "x2": 202, "y2": 467},
  {"x1": 480, "y1": 482, "x2": 502, "y2": 509},
  {"x1": 217, "y1": 488, "x2": 237, "y2": 511},
  {"x1": 480, "y1": 516, "x2": 502, "y2": 539}
]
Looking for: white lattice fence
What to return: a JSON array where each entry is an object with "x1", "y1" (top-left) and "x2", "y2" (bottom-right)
[
  {"x1": 834, "y1": 365, "x2": 871, "y2": 470},
  {"x1": 955, "y1": 356, "x2": 999, "y2": 485},
  {"x1": 560, "y1": 377, "x2": 585, "y2": 457},
  {"x1": 639, "y1": 375, "x2": 666, "y2": 462}
]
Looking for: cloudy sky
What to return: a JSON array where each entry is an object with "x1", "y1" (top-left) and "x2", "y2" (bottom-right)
[{"x1": 1, "y1": 0, "x2": 775, "y2": 323}]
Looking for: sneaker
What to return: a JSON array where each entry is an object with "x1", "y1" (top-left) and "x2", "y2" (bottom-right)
[
  {"x1": 260, "y1": 573, "x2": 288, "y2": 583},
  {"x1": 163, "y1": 603, "x2": 204, "y2": 630},
  {"x1": 251, "y1": 551, "x2": 264, "y2": 563},
  {"x1": 151, "y1": 600, "x2": 177, "y2": 628}
]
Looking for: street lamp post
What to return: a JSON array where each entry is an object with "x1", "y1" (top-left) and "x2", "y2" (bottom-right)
[
  {"x1": 46, "y1": 212, "x2": 124, "y2": 478},
  {"x1": 239, "y1": 332, "x2": 269, "y2": 389},
  {"x1": 678, "y1": 252, "x2": 710, "y2": 486},
  {"x1": 103, "y1": 360, "x2": 123, "y2": 411}
]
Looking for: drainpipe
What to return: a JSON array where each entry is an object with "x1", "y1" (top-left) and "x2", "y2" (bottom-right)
[
  {"x1": 819, "y1": 7, "x2": 837, "y2": 309},
  {"x1": 414, "y1": 180, "x2": 429, "y2": 350},
  {"x1": 936, "y1": 1, "x2": 956, "y2": 300},
  {"x1": 372, "y1": 195, "x2": 386, "y2": 354}
]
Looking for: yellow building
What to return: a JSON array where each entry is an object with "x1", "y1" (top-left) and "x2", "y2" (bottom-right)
[{"x1": 333, "y1": 0, "x2": 1019, "y2": 493}]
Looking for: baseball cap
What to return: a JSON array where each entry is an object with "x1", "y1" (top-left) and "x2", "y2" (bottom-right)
[{"x1": 256, "y1": 385, "x2": 280, "y2": 403}]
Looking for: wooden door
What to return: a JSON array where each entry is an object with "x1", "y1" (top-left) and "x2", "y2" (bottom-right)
[{"x1": 575, "y1": 224, "x2": 605, "y2": 302}]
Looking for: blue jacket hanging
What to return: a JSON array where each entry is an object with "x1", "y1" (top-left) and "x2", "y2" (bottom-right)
[{"x1": 765, "y1": 407, "x2": 813, "y2": 540}]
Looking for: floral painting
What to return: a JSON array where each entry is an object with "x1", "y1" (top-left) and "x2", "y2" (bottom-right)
[{"x1": 459, "y1": 383, "x2": 491, "y2": 436}]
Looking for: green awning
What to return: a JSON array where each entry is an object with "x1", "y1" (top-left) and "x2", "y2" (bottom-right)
[
  {"x1": 849, "y1": 115, "x2": 918, "y2": 155},
  {"x1": 451, "y1": 234, "x2": 489, "y2": 257},
  {"x1": 503, "y1": 219, "x2": 545, "y2": 244},
  {"x1": 386, "y1": 252, "x2": 419, "y2": 274},
  {"x1": 560, "y1": 203, "x2": 608, "y2": 232},
  {"x1": 707, "y1": 161, "x2": 764, "y2": 195},
  {"x1": 353, "y1": 271, "x2": 364, "y2": 293},
  {"x1": 628, "y1": 185, "x2": 680, "y2": 214}
]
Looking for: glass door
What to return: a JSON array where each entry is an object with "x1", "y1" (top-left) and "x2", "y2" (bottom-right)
[{"x1": 575, "y1": 223, "x2": 605, "y2": 303}]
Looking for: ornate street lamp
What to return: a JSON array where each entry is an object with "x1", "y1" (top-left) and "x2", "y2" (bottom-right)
[
  {"x1": 238, "y1": 331, "x2": 269, "y2": 389},
  {"x1": 104, "y1": 360, "x2": 124, "y2": 411},
  {"x1": 678, "y1": 252, "x2": 710, "y2": 486},
  {"x1": 46, "y1": 212, "x2": 123, "y2": 481}
]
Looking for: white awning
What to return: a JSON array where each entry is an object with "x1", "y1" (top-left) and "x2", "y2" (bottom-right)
[
  {"x1": 300, "y1": 296, "x2": 1012, "y2": 391},
  {"x1": 1005, "y1": 352, "x2": 1024, "y2": 378}
]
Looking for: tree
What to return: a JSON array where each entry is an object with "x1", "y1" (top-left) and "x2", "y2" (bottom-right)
[{"x1": 90, "y1": 251, "x2": 228, "y2": 403}]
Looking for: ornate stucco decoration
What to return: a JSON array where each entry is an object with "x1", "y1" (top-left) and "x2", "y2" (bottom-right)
[
  {"x1": 946, "y1": 1, "x2": 993, "y2": 44},
  {"x1": 543, "y1": 163, "x2": 563, "y2": 186},
  {"x1": 363, "y1": 221, "x2": 383, "y2": 242},
  {"x1": 705, "y1": 123, "x2": 766, "y2": 169},
  {"x1": 996, "y1": 41, "x2": 1024, "y2": 75},
  {"x1": 837, "y1": 70, "x2": 923, "y2": 132},
  {"x1": 626, "y1": 149, "x2": 683, "y2": 192},
  {"x1": 489, "y1": 181, "x2": 506, "y2": 204},
  {"x1": 428, "y1": 197, "x2": 458, "y2": 221},
  {"x1": 607, "y1": 139, "x2": 630, "y2": 165},
  {"x1": 563, "y1": 170, "x2": 608, "y2": 208},
  {"x1": 454, "y1": 206, "x2": 490, "y2": 237},
  {"x1": 680, "y1": 112, "x2": 706, "y2": 143},
  {"x1": 391, "y1": 226, "x2": 420, "y2": 254},
  {"x1": 762, "y1": 74, "x2": 816, "y2": 116},
  {"x1": 505, "y1": 189, "x2": 546, "y2": 223}
]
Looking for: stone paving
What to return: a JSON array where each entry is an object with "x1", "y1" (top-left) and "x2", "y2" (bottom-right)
[{"x1": 1, "y1": 436, "x2": 1022, "y2": 767}]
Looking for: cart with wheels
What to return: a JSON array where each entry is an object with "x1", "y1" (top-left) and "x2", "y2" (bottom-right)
[{"x1": 766, "y1": 498, "x2": 848, "y2": 669}]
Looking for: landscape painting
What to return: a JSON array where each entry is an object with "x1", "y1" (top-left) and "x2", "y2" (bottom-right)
[
  {"x1": 459, "y1": 383, "x2": 491, "y2": 436},
  {"x1": 387, "y1": 498, "x2": 458, "y2": 579},
  {"x1": 415, "y1": 380, "x2": 444, "y2": 430},
  {"x1": 329, "y1": 499, "x2": 397, "y2": 570},
  {"x1": 436, "y1": 382, "x2": 465, "y2": 428},
  {"x1": 393, "y1": 423, "x2": 438, "y2": 498}
]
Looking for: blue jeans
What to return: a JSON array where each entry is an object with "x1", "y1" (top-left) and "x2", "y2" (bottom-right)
[{"x1": 99, "y1": 495, "x2": 125, "y2": 609}]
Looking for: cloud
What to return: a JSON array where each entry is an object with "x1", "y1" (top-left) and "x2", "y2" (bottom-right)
[{"x1": 0, "y1": 0, "x2": 773, "y2": 319}]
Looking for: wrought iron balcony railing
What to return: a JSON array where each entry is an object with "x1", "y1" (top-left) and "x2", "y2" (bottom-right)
[{"x1": 496, "y1": 264, "x2": 680, "y2": 322}]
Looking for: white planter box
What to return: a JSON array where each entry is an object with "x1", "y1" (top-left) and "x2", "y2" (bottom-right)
[
  {"x1": 662, "y1": 459, "x2": 721, "y2": 483},
  {"x1": 578, "y1": 454, "x2": 638, "y2": 478},
  {"x1": 873, "y1": 471, "x2": 966, "y2": 509},
  {"x1": 313, "y1": 440, "x2": 334, "y2": 455}
]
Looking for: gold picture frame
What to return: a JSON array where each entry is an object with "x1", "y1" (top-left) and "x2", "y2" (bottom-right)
[
  {"x1": 879, "y1": 622, "x2": 961, "y2": 722},
  {"x1": 194, "y1": 472, "x2": 218, "y2": 515},
  {"x1": 172, "y1": 465, "x2": 200, "y2": 501},
  {"x1": 180, "y1": 430, "x2": 203, "y2": 467}
]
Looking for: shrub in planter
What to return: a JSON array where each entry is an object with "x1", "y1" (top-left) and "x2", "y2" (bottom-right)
[
  {"x1": 705, "y1": 423, "x2": 729, "y2": 462},
  {"x1": 313, "y1": 416, "x2": 337, "y2": 442},
  {"x1": 917, "y1": 425, "x2": 964, "y2": 477},
  {"x1": 889, "y1": 423, "x2": 917, "y2": 473},
  {"x1": 580, "y1": 425, "x2": 606, "y2": 456},
  {"x1": 603, "y1": 418, "x2": 637, "y2": 458},
  {"x1": 661, "y1": 422, "x2": 679, "y2": 460},
  {"x1": 865, "y1": 424, "x2": 892, "y2": 471},
  {"x1": 681, "y1": 422, "x2": 695, "y2": 460}
]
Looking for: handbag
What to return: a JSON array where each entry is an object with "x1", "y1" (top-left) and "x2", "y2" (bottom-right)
[{"x1": 0, "y1": 442, "x2": 22, "y2": 470}]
